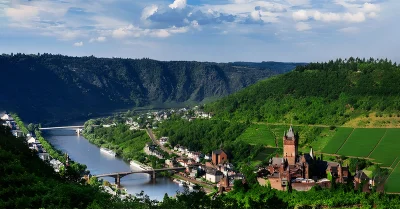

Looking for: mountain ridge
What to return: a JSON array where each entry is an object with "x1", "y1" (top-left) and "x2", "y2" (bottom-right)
[{"x1": 0, "y1": 53, "x2": 303, "y2": 124}]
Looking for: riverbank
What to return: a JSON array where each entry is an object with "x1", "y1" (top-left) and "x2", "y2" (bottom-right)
[{"x1": 172, "y1": 174, "x2": 214, "y2": 194}]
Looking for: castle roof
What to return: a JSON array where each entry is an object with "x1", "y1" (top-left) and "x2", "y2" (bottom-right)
[
  {"x1": 213, "y1": 149, "x2": 226, "y2": 155},
  {"x1": 286, "y1": 126, "x2": 295, "y2": 138}
]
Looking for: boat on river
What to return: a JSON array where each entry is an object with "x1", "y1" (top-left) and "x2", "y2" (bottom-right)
[{"x1": 100, "y1": 147, "x2": 116, "y2": 157}]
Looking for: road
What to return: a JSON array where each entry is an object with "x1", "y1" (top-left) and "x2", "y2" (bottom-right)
[{"x1": 146, "y1": 128, "x2": 173, "y2": 155}]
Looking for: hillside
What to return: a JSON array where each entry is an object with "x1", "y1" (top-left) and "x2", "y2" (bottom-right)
[
  {"x1": 0, "y1": 54, "x2": 302, "y2": 125},
  {"x1": 207, "y1": 58, "x2": 400, "y2": 126}
]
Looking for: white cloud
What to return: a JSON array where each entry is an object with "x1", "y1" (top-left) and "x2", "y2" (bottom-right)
[
  {"x1": 313, "y1": 11, "x2": 341, "y2": 22},
  {"x1": 5, "y1": 5, "x2": 39, "y2": 21},
  {"x1": 250, "y1": 10, "x2": 261, "y2": 21},
  {"x1": 292, "y1": 10, "x2": 309, "y2": 21},
  {"x1": 141, "y1": 5, "x2": 158, "y2": 20},
  {"x1": 338, "y1": 27, "x2": 359, "y2": 34},
  {"x1": 296, "y1": 22, "x2": 311, "y2": 31},
  {"x1": 286, "y1": 0, "x2": 310, "y2": 6},
  {"x1": 368, "y1": 12, "x2": 377, "y2": 18},
  {"x1": 73, "y1": 42, "x2": 83, "y2": 47},
  {"x1": 362, "y1": 3, "x2": 380, "y2": 13},
  {"x1": 343, "y1": 12, "x2": 365, "y2": 23},
  {"x1": 112, "y1": 24, "x2": 190, "y2": 39},
  {"x1": 169, "y1": 0, "x2": 186, "y2": 9},
  {"x1": 89, "y1": 36, "x2": 107, "y2": 43},
  {"x1": 151, "y1": 29, "x2": 170, "y2": 38}
]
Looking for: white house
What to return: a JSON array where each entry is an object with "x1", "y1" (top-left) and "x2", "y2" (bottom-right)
[
  {"x1": 1, "y1": 113, "x2": 13, "y2": 121},
  {"x1": 49, "y1": 159, "x2": 64, "y2": 172},
  {"x1": 12, "y1": 130, "x2": 24, "y2": 137},
  {"x1": 27, "y1": 136, "x2": 37, "y2": 144},
  {"x1": 206, "y1": 169, "x2": 224, "y2": 183},
  {"x1": 38, "y1": 153, "x2": 50, "y2": 161},
  {"x1": 159, "y1": 137, "x2": 169, "y2": 145}
]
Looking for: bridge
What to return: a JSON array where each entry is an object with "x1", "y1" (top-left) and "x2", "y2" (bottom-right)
[
  {"x1": 39, "y1": 125, "x2": 86, "y2": 135},
  {"x1": 94, "y1": 167, "x2": 191, "y2": 187},
  {"x1": 39, "y1": 126, "x2": 84, "y2": 130}
]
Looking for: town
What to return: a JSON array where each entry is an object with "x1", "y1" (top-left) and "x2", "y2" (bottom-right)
[{"x1": 1, "y1": 110, "x2": 377, "y2": 195}]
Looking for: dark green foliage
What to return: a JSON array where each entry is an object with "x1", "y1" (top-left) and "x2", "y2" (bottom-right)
[
  {"x1": 0, "y1": 125, "x2": 112, "y2": 208},
  {"x1": 0, "y1": 54, "x2": 299, "y2": 125},
  {"x1": 83, "y1": 123, "x2": 151, "y2": 161},
  {"x1": 207, "y1": 58, "x2": 400, "y2": 125},
  {"x1": 157, "y1": 119, "x2": 249, "y2": 153}
]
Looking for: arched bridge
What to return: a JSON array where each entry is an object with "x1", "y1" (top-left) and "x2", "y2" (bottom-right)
[{"x1": 94, "y1": 167, "x2": 192, "y2": 187}]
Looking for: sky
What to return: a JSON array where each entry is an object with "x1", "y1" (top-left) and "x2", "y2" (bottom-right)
[{"x1": 0, "y1": 0, "x2": 399, "y2": 62}]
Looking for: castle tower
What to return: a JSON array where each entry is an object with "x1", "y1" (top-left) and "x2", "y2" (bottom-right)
[{"x1": 283, "y1": 126, "x2": 298, "y2": 165}]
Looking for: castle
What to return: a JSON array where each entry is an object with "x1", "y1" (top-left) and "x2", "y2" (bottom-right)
[{"x1": 258, "y1": 126, "x2": 349, "y2": 191}]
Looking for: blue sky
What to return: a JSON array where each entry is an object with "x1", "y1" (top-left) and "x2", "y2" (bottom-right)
[{"x1": 0, "y1": 0, "x2": 398, "y2": 62}]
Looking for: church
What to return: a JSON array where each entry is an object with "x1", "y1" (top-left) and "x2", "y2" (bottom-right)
[{"x1": 258, "y1": 126, "x2": 349, "y2": 191}]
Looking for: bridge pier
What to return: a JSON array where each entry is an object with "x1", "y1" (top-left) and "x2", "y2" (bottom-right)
[
  {"x1": 150, "y1": 170, "x2": 156, "y2": 182},
  {"x1": 114, "y1": 174, "x2": 121, "y2": 188}
]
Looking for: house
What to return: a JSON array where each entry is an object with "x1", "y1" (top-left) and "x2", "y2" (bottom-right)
[
  {"x1": 212, "y1": 149, "x2": 228, "y2": 165},
  {"x1": 159, "y1": 137, "x2": 169, "y2": 145},
  {"x1": 1, "y1": 113, "x2": 13, "y2": 121},
  {"x1": 206, "y1": 169, "x2": 224, "y2": 183},
  {"x1": 177, "y1": 157, "x2": 194, "y2": 167},
  {"x1": 204, "y1": 154, "x2": 211, "y2": 160},
  {"x1": 327, "y1": 162, "x2": 349, "y2": 183},
  {"x1": 12, "y1": 130, "x2": 24, "y2": 137},
  {"x1": 38, "y1": 153, "x2": 50, "y2": 161},
  {"x1": 354, "y1": 170, "x2": 373, "y2": 192},
  {"x1": 189, "y1": 169, "x2": 198, "y2": 178},
  {"x1": 49, "y1": 159, "x2": 64, "y2": 172},
  {"x1": 27, "y1": 136, "x2": 37, "y2": 144}
]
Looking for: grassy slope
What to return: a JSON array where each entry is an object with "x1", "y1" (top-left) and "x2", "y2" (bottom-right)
[{"x1": 236, "y1": 124, "x2": 276, "y2": 147}]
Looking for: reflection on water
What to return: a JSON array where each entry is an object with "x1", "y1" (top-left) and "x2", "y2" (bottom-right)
[{"x1": 43, "y1": 129, "x2": 183, "y2": 200}]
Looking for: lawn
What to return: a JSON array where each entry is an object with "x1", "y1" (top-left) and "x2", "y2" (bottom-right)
[
  {"x1": 321, "y1": 128, "x2": 354, "y2": 154},
  {"x1": 237, "y1": 124, "x2": 276, "y2": 146},
  {"x1": 337, "y1": 128, "x2": 386, "y2": 157},
  {"x1": 385, "y1": 161, "x2": 400, "y2": 193},
  {"x1": 369, "y1": 129, "x2": 400, "y2": 167}
]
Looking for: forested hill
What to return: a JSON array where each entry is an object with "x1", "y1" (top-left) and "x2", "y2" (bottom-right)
[
  {"x1": 206, "y1": 58, "x2": 400, "y2": 125},
  {"x1": 0, "y1": 54, "x2": 302, "y2": 124}
]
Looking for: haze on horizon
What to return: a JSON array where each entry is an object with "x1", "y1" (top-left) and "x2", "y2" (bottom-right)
[{"x1": 0, "y1": 0, "x2": 399, "y2": 63}]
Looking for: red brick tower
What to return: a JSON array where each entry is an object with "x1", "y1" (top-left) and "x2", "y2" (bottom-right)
[{"x1": 283, "y1": 126, "x2": 298, "y2": 165}]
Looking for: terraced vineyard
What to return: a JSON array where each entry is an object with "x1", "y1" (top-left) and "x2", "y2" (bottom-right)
[
  {"x1": 369, "y1": 129, "x2": 400, "y2": 167},
  {"x1": 337, "y1": 128, "x2": 386, "y2": 157},
  {"x1": 385, "y1": 161, "x2": 400, "y2": 193},
  {"x1": 236, "y1": 124, "x2": 276, "y2": 146},
  {"x1": 322, "y1": 128, "x2": 354, "y2": 154}
]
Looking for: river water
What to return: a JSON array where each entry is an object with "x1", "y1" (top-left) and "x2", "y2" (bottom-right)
[{"x1": 44, "y1": 129, "x2": 184, "y2": 201}]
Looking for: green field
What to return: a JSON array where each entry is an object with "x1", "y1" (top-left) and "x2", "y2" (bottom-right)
[
  {"x1": 369, "y1": 129, "x2": 400, "y2": 167},
  {"x1": 237, "y1": 124, "x2": 276, "y2": 146},
  {"x1": 268, "y1": 125, "x2": 288, "y2": 147},
  {"x1": 250, "y1": 147, "x2": 281, "y2": 167},
  {"x1": 337, "y1": 128, "x2": 386, "y2": 157},
  {"x1": 385, "y1": 161, "x2": 400, "y2": 193},
  {"x1": 321, "y1": 128, "x2": 354, "y2": 154}
]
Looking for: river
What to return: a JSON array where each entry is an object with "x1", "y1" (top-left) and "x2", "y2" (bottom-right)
[{"x1": 43, "y1": 129, "x2": 184, "y2": 201}]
